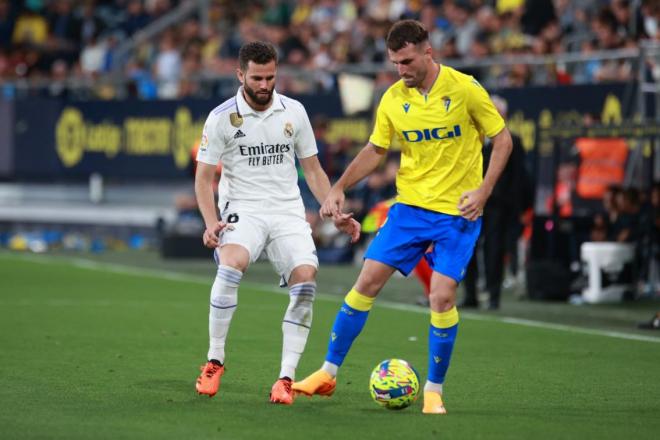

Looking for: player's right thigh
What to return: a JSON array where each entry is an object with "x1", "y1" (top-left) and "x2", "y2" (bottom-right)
[
  {"x1": 215, "y1": 209, "x2": 268, "y2": 271},
  {"x1": 363, "y1": 203, "x2": 431, "y2": 276}
]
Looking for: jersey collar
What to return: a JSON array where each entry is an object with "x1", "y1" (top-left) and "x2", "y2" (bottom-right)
[
  {"x1": 235, "y1": 87, "x2": 286, "y2": 117},
  {"x1": 416, "y1": 63, "x2": 442, "y2": 99}
]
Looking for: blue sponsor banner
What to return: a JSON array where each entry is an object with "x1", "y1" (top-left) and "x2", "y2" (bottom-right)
[{"x1": 8, "y1": 83, "x2": 642, "y2": 181}]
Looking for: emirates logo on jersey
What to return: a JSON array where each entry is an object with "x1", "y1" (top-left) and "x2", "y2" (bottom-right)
[
  {"x1": 239, "y1": 142, "x2": 291, "y2": 167},
  {"x1": 284, "y1": 122, "x2": 294, "y2": 138}
]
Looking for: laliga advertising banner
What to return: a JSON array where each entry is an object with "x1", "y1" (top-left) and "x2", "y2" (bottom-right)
[
  {"x1": 13, "y1": 99, "x2": 207, "y2": 179},
  {"x1": 10, "y1": 83, "x2": 636, "y2": 181},
  {"x1": 12, "y1": 94, "x2": 344, "y2": 180}
]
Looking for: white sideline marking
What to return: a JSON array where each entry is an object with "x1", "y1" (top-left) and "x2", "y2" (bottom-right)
[
  {"x1": 3, "y1": 252, "x2": 660, "y2": 344},
  {"x1": 369, "y1": 301, "x2": 660, "y2": 343}
]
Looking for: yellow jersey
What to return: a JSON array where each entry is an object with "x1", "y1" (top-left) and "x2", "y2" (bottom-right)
[{"x1": 369, "y1": 65, "x2": 506, "y2": 215}]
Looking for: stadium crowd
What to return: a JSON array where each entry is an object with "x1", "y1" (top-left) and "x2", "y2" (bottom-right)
[{"x1": 1, "y1": 0, "x2": 659, "y2": 98}]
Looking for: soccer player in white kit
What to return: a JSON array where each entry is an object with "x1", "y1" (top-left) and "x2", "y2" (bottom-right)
[{"x1": 194, "y1": 41, "x2": 360, "y2": 405}]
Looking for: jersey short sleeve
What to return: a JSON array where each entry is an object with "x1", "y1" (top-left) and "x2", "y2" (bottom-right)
[
  {"x1": 196, "y1": 113, "x2": 225, "y2": 165},
  {"x1": 368, "y1": 93, "x2": 393, "y2": 149},
  {"x1": 465, "y1": 78, "x2": 506, "y2": 138},
  {"x1": 293, "y1": 102, "x2": 318, "y2": 159}
]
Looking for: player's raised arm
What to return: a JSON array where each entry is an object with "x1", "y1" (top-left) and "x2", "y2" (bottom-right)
[{"x1": 320, "y1": 142, "x2": 387, "y2": 218}]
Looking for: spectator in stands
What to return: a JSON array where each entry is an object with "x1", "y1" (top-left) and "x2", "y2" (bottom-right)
[
  {"x1": 0, "y1": 0, "x2": 15, "y2": 48},
  {"x1": 604, "y1": 185, "x2": 622, "y2": 227},
  {"x1": 589, "y1": 184, "x2": 621, "y2": 243},
  {"x1": 462, "y1": 96, "x2": 525, "y2": 310},
  {"x1": 126, "y1": 58, "x2": 158, "y2": 99},
  {"x1": 146, "y1": 0, "x2": 175, "y2": 22},
  {"x1": 611, "y1": 0, "x2": 645, "y2": 40},
  {"x1": 79, "y1": 33, "x2": 107, "y2": 75},
  {"x1": 47, "y1": 57, "x2": 69, "y2": 97},
  {"x1": 521, "y1": 0, "x2": 556, "y2": 36},
  {"x1": 79, "y1": 2, "x2": 106, "y2": 47},
  {"x1": 12, "y1": 5, "x2": 48, "y2": 46},
  {"x1": 574, "y1": 39, "x2": 603, "y2": 83},
  {"x1": 635, "y1": 182, "x2": 659, "y2": 295},
  {"x1": 445, "y1": 0, "x2": 479, "y2": 57},
  {"x1": 177, "y1": 46, "x2": 201, "y2": 97},
  {"x1": 610, "y1": 187, "x2": 641, "y2": 243},
  {"x1": 590, "y1": 213, "x2": 608, "y2": 242},
  {"x1": 47, "y1": 0, "x2": 79, "y2": 50},
  {"x1": 641, "y1": 0, "x2": 659, "y2": 40},
  {"x1": 220, "y1": 18, "x2": 253, "y2": 60},
  {"x1": 261, "y1": 0, "x2": 292, "y2": 27},
  {"x1": 594, "y1": 7, "x2": 623, "y2": 49},
  {"x1": 0, "y1": 0, "x2": 655, "y2": 95},
  {"x1": 154, "y1": 30, "x2": 181, "y2": 98},
  {"x1": 122, "y1": 0, "x2": 150, "y2": 37}
]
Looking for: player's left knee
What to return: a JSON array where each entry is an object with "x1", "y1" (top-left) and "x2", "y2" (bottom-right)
[
  {"x1": 429, "y1": 291, "x2": 454, "y2": 306},
  {"x1": 288, "y1": 264, "x2": 317, "y2": 284},
  {"x1": 429, "y1": 282, "x2": 457, "y2": 310},
  {"x1": 285, "y1": 282, "x2": 315, "y2": 327}
]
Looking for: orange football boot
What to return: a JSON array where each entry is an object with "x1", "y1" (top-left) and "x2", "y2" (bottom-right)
[
  {"x1": 292, "y1": 370, "x2": 336, "y2": 397},
  {"x1": 422, "y1": 391, "x2": 447, "y2": 414},
  {"x1": 269, "y1": 378, "x2": 294, "y2": 405},
  {"x1": 196, "y1": 361, "x2": 225, "y2": 397}
]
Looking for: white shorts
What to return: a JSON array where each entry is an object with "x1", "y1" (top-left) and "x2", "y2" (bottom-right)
[{"x1": 216, "y1": 204, "x2": 318, "y2": 283}]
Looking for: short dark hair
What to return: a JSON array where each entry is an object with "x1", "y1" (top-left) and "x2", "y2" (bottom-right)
[
  {"x1": 238, "y1": 41, "x2": 278, "y2": 71},
  {"x1": 386, "y1": 20, "x2": 429, "y2": 51}
]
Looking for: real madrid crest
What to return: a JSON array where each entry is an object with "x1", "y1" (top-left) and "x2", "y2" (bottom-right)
[
  {"x1": 284, "y1": 122, "x2": 294, "y2": 138},
  {"x1": 230, "y1": 112, "x2": 243, "y2": 128}
]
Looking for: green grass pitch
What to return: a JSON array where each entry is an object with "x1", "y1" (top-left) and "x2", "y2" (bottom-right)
[{"x1": 1, "y1": 253, "x2": 659, "y2": 439}]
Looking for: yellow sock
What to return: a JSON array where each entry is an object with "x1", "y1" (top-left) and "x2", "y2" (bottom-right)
[
  {"x1": 344, "y1": 288, "x2": 375, "y2": 312},
  {"x1": 431, "y1": 306, "x2": 459, "y2": 328}
]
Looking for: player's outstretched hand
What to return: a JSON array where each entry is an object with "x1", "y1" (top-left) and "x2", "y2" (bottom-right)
[
  {"x1": 320, "y1": 186, "x2": 345, "y2": 219},
  {"x1": 458, "y1": 188, "x2": 488, "y2": 221},
  {"x1": 333, "y1": 213, "x2": 361, "y2": 243},
  {"x1": 202, "y1": 221, "x2": 231, "y2": 248}
]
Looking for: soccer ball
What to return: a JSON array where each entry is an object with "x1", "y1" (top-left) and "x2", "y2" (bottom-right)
[{"x1": 369, "y1": 359, "x2": 420, "y2": 410}]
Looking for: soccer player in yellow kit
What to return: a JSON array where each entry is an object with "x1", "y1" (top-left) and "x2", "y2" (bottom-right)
[{"x1": 293, "y1": 20, "x2": 512, "y2": 414}]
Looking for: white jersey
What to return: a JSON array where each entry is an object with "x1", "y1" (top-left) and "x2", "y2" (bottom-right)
[{"x1": 197, "y1": 88, "x2": 318, "y2": 214}]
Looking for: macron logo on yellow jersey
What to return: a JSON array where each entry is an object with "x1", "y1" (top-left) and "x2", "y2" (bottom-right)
[{"x1": 402, "y1": 125, "x2": 462, "y2": 142}]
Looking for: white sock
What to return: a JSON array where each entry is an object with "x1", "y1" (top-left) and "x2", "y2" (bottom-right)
[
  {"x1": 321, "y1": 361, "x2": 338, "y2": 377},
  {"x1": 280, "y1": 282, "x2": 315, "y2": 379},
  {"x1": 207, "y1": 265, "x2": 242, "y2": 363},
  {"x1": 424, "y1": 380, "x2": 444, "y2": 394}
]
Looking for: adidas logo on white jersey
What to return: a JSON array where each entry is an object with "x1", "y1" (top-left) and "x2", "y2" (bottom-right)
[{"x1": 234, "y1": 130, "x2": 246, "y2": 139}]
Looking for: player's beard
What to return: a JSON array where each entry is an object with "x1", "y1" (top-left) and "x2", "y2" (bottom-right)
[
  {"x1": 243, "y1": 82, "x2": 274, "y2": 106},
  {"x1": 402, "y1": 66, "x2": 427, "y2": 88}
]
